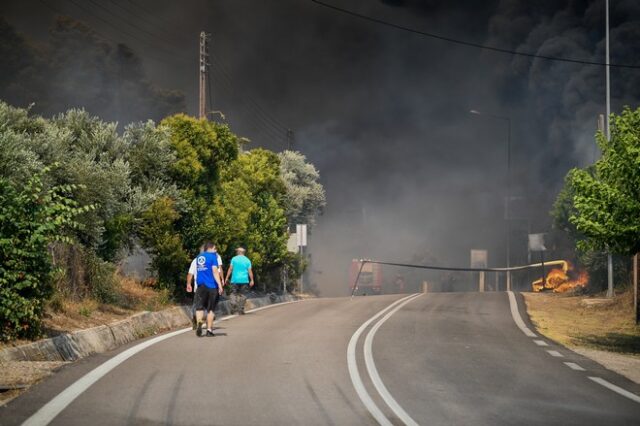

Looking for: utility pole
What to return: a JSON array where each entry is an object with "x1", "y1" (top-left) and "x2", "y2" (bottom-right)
[
  {"x1": 199, "y1": 31, "x2": 210, "y2": 120},
  {"x1": 605, "y1": 0, "x2": 614, "y2": 298},
  {"x1": 287, "y1": 129, "x2": 294, "y2": 150}
]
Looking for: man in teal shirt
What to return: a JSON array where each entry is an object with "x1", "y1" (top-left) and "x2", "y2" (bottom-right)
[{"x1": 225, "y1": 247, "x2": 254, "y2": 315}]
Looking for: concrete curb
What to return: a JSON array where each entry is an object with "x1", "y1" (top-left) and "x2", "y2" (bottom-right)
[{"x1": 0, "y1": 294, "x2": 298, "y2": 363}]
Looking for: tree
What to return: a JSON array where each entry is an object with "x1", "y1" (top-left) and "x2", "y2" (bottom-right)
[
  {"x1": 568, "y1": 107, "x2": 640, "y2": 256},
  {"x1": 278, "y1": 150, "x2": 326, "y2": 228},
  {"x1": 0, "y1": 170, "x2": 88, "y2": 341}
]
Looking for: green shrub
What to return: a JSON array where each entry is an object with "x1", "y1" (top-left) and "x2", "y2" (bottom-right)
[{"x1": 0, "y1": 171, "x2": 87, "y2": 341}]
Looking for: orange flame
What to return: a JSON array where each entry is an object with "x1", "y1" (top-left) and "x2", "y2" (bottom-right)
[{"x1": 532, "y1": 264, "x2": 588, "y2": 293}]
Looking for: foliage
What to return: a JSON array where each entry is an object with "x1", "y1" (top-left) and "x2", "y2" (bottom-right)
[
  {"x1": 567, "y1": 107, "x2": 640, "y2": 255},
  {"x1": 278, "y1": 150, "x2": 326, "y2": 228},
  {"x1": 0, "y1": 16, "x2": 185, "y2": 123},
  {"x1": 139, "y1": 197, "x2": 189, "y2": 297},
  {"x1": 0, "y1": 170, "x2": 88, "y2": 341}
]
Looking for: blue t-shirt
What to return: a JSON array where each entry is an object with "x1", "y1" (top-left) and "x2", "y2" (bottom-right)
[
  {"x1": 230, "y1": 255, "x2": 252, "y2": 284},
  {"x1": 195, "y1": 252, "x2": 219, "y2": 288}
]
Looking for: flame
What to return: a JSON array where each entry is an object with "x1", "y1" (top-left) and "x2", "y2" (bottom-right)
[{"x1": 532, "y1": 264, "x2": 588, "y2": 293}]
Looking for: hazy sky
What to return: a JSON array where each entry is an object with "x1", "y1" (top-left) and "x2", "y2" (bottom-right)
[{"x1": 2, "y1": 0, "x2": 639, "y2": 295}]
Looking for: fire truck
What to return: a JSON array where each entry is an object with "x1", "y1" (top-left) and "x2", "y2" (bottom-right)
[{"x1": 349, "y1": 259, "x2": 383, "y2": 295}]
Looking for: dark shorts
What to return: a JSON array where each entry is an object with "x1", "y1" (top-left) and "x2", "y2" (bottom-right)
[{"x1": 195, "y1": 285, "x2": 220, "y2": 312}]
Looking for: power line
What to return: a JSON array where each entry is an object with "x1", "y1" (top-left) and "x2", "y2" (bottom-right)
[
  {"x1": 39, "y1": 0, "x2": 189, "y2": 68},
  {"x1": 310, "y1": 0, "x2": 640, "y2": 70}
]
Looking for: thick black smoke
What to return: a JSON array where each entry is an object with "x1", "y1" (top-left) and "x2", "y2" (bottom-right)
[{"x1": 1, "y1": 1, "x2": 638, "y2": 295}]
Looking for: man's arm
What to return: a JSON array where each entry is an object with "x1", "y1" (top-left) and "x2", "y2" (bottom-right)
[
  {"x1": 213, "y1": 266, "x2": 223, "y2": 294},
  {"x1": 249, "y1": 268, "x2": 254, "y2": 287},
  {"x1": 186, "y1": 273, "x2": 193, "y2": 292},
  {"x1": 225, "y1": 264, "x2": 233, "y2": 283},
  {"x1": 218, "y1": 265, "x2": 225, "y2": 286}
]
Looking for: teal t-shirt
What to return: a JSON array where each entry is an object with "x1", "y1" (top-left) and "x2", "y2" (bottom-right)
[{"x1": 230, "y1": 255, "x2": 252, "y2": 284}]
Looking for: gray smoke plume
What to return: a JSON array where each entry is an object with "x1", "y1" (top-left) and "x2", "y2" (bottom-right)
[{"x1": 1, "y1": 1, "x2": 638, "y2": 295}]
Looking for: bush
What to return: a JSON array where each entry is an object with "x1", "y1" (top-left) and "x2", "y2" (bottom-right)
[{"x1": 0, "y1": 171, "x2": 86, "y2": 341}]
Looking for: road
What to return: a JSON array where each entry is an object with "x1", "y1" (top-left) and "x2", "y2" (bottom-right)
[{"x1": 2, "y1": 292, "x2": 640, "y2": 425}]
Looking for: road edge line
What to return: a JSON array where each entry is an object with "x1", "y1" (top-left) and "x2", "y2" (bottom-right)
[
  {"x1": 588, "y1": 377, "x2": 640, "y2": 404},
  {"x1": 347, "y1": 294, "x2": 418, "y2": 426},
  {"x1": 507, "y1": 291, "x2": 537, "y2": 337},
  {"x1": 364, "y1": 294, "x2": 422, "y2": 426},
  {"x1": 21, "y1": 298, "x2": 306, "y2": 426}
]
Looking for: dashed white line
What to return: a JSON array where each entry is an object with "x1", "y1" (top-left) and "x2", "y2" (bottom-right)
[
  {"x1": 547, "y1": 350, "x2": 564, "y2": 358},
  {"x1": 347, "y1": 294, "x2": 419, "y2": 426},
  {"x1": 364, "y1": 294, "x2": 422, "y2": 426},
  {"x1": 21, "y1": 299, "x2": 306, "y2": 426},
  {"x1": 507, "y1": 291, "x2": 537, "y2": 337},
  {"x1": 533, "y1": 339, "x2": 549, "y2": 346},
  {"x1": 589, "y1": 377, "x2": 640, "y2": 404},
  {"x1": 563, "y1": 362, "x2": 586, "y2": 371}
]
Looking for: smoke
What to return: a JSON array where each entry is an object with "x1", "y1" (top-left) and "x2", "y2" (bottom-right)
[{"x1": 2, "y1": 1, "x2": 639, "y2": 296}]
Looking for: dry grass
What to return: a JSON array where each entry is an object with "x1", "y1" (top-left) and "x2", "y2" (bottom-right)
[{"x1": 524, "y1": 289, "x2": 640, "y2": 355}]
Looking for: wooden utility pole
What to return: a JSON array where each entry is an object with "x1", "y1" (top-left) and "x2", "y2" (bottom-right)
[
  {"x1": 634, "y1": 253, "x2": 639, "y2": 324},
  {"x1": 198, "y1": 31, "x2": 210, "y2": 119},
  {"x1": 286, "y1": 129, "x2": 294, "y2": 150}
]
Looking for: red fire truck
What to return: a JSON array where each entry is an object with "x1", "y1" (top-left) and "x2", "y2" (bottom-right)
[{"x1": 349, "y1": 259, "x2": 383, "y2": 295}]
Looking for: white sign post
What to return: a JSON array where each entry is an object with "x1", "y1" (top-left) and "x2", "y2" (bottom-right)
[
  {"x1": 471, "y1": 250, "x2": 488, "y2": 292},
  {"x1": 528, "y1": 233, "x2": 547, "y2": 289},
  {"x1": 296, "y1": 224, "x2": 307, "y2": 293}
]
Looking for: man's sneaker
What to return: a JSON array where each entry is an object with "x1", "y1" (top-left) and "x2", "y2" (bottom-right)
[
  {"x1": 206, "y1": 329, "x2": 215, "y2": 337},
  {"x1": 196, "y1": 321, "x2": 203, "y2": 337}
]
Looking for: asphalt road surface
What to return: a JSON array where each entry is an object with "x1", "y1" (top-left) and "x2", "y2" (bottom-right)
[{"x1": 3, "y1": 292, "x2": 640, "y2": 425}]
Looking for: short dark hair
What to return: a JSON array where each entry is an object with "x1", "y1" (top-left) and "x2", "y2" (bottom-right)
[{"x1": 203, "y1": 242, "x2": 216, "y2": 251}]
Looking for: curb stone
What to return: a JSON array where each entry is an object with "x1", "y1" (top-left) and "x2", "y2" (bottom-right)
[{"x1": 0, "y1": 294, "x2": 298, "y2": 363}]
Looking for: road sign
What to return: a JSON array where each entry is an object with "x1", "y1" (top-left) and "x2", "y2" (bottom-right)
[
  {"x1": 528, "y1": 233, "x2": 546, "y2": 251},
  {"x1": 470, "y1": 250, "x2": 488, "y2": 269},
  {"x1": 296, "y1": 224, "x2": 307, "y2": 247},
  {"x1": 287, "y1": 233, "x2": 298, "y2": 253}
]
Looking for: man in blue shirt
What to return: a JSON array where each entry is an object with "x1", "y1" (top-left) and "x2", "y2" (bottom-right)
[
  {"x1": 186, "y1": 242, "x2": 223, "y2": 337},
  {"x1": 225, "y1": 247, "x2": 254, "y2": 315}
]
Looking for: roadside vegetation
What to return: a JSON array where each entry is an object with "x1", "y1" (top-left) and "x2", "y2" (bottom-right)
[
  {"x1": 530, "y1": 107, "x2": 640, "y2": 356},
  {"x1": 525, "y1": 290, "x2": 640, "y2": 355},
  {"x1": 551, "y1": 107, "x2": 640, "y2": 293},
  {"x1": 0, "y1": 101, "x2": 325, "y2": 343}
]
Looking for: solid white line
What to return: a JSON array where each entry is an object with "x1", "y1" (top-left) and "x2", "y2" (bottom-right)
[
  {"x1": 589, "y1": 377, "x2": 640, "y2": 404},
  {"x1": 21, "y1": 327, "x2": 190, "y2": 426},
  {"x1": 564, "y1": 362, "x2": 586, "y2": 371},
  {"x1": 533, "y1": 339, "x2": 549, "y2": 346},
  {"x1": 347, "y1": 294, "x2": 419, "y2": 426},
  {"x1": 546, "y1": 350, "x2": 564, "y2": 358},
  {"x1": 507, "y1": 291, "x2": 537, "y2": 337},
  {"x1": 364, "y1": 294, "x2": 422, "y2": 426},
  {"x1": 21, "y1": 299, "x2": 305, "y2": 426}
]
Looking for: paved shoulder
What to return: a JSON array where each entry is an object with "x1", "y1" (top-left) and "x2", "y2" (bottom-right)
[{"x1": 371, "y1": 292, "x2": 640, "y2": 426}]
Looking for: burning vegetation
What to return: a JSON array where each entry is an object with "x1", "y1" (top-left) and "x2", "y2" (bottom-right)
[{"x1": 532, "y1": 262, "x2": 588, "y2": 293}]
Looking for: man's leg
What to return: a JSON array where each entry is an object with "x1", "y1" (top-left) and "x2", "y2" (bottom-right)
[
  {"x1": 206, "y1": 310, "x2": 214, "y2": 331},
  {"x1": 230, "y1": 284, "x2": 239, "y2": 314},
  {"x1": 238, "y1": 285, "x2": 249, "y2": 314}
]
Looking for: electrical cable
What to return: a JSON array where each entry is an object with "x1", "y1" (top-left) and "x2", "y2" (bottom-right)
[{"x1": 310, "y1": 0, "x2": 640, "y2": 69}]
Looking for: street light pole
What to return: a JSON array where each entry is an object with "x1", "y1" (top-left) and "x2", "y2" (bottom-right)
[
  {"x1": 605, "y1": 0, "x2": 614, "y2": 298},
  {"x1": 470, "y1": 109, "x2": 512, "y2": 290}
]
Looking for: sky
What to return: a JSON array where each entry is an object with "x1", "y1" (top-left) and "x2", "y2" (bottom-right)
[{"x1": 1, "y1": 0, "x2": 639, "y2": 295}]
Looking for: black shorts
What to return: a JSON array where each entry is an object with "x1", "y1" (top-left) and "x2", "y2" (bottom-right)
[{"x1": 195, "y1": 285, "x2": 220, "y2": 312}]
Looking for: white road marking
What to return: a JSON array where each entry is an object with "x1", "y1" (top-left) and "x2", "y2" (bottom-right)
[
  {"x1": 21, "y1": 299, "x2": 305, "y2": 426},
  {"x1": 507, "y1": 291, "x2": 537, "y2": 337},
  {"x1": 533, "y1": 339, "x2": 548, "y2": 346},
  {"x1": 589, "y1": 377, "x2": 640, "y2": 404},
  {"x1": 546, "y1": 350, "x2": 564, "y2": 358},
  {"x1": 563, "y1": 362, "x2": 586, "y2": 371},
  {"x1": 364, "y1": 294, "x2": 422, "y2": 426},
  {"x1": 347, "y1": 294, "x2": 419, "y2": 426}
]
